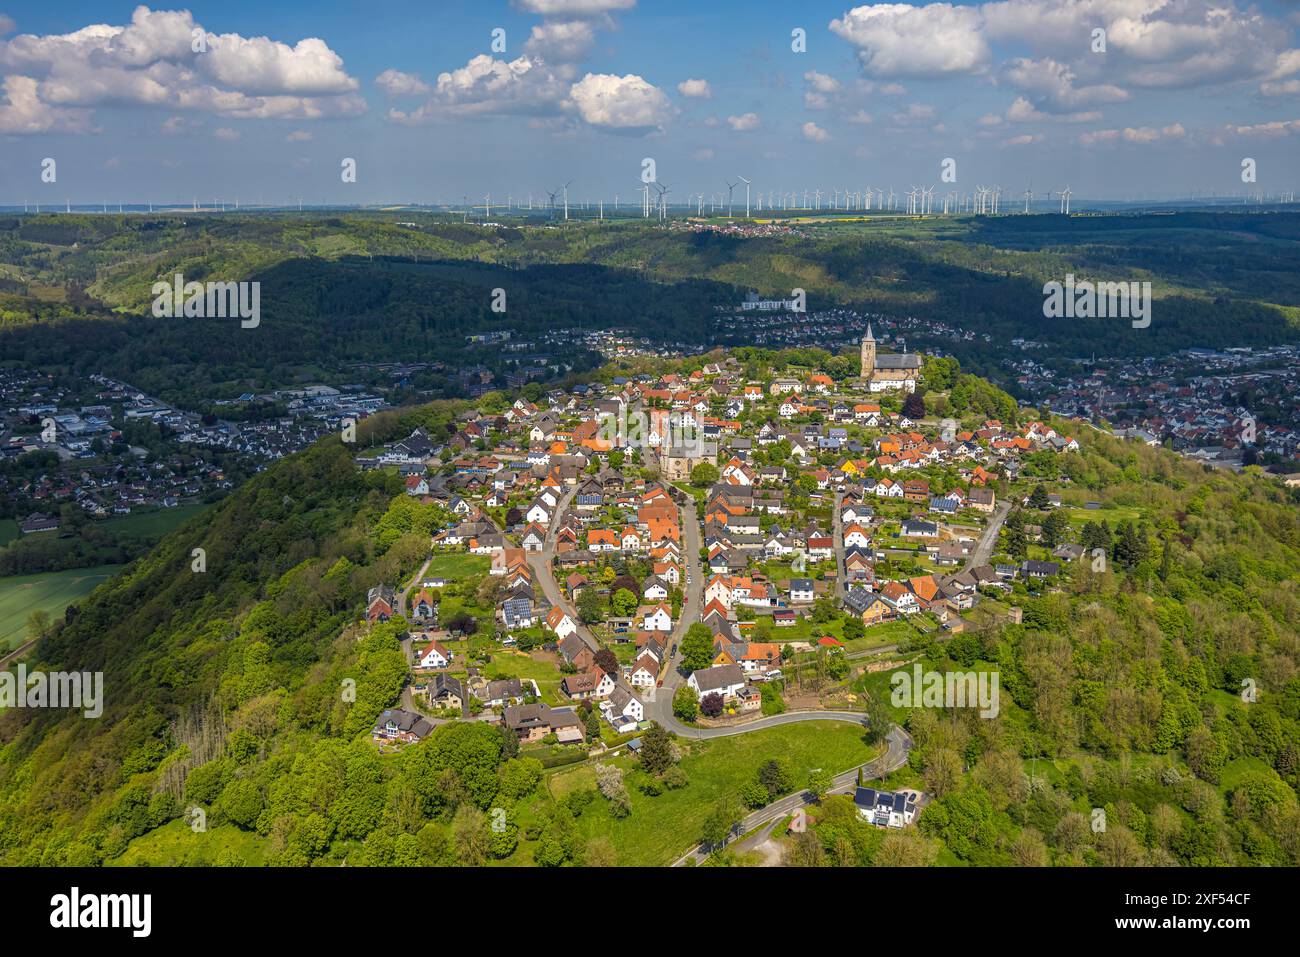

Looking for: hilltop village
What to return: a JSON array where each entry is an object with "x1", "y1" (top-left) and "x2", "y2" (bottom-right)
[{"x1": 354, "y1": 346, "x2": 1086, "y2": 831}]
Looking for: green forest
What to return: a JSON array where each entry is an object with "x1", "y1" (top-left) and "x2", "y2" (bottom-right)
[
  {"x1": 0, "y1": 377, "x2": 1297, "y2": 866},
  {"x1": 2, "y1": 211, "x2": 1298, "y2": 405}
]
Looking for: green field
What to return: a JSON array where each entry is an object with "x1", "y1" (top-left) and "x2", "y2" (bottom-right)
[
  {"x1": 535, "y1": 721, "x2": 881, "y2": 866},
  {"x1": 0, "y1": 564, "x2": 122, "y2": 649},
  {"x1": 99, "y1": 503, "x2": 208, "y2": 540},
  {"x1": 421, "y1": 552, "x2": 491, "y2": 580}
]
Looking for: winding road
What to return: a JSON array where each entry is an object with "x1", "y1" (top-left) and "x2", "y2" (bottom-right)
[{"x1": 672, "y1": 722, "x2": 914, "y2": 865}]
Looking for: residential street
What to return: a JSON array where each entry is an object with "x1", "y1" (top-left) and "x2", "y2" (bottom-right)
[{"x1": 963, "y1": 500, "x2": 1011, "y2": 572}]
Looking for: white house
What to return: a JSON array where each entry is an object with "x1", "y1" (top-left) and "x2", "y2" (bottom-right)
[
  {"x1": 415, "y1": 640, "x2": 452, "y2": 670},
  {"x1": 628, "y1": 655, "x2": 659, "y2": 689},
  {"x1": 640, "y1": 604, "x2": 673, "y2": 632},
  {"x1": 688, "y1": 664, "x2": 747, "y2": 701}
]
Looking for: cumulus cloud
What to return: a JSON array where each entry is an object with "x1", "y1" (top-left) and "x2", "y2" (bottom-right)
[
  {"x1": 0, "y1": 74, "x2": 92, "y2": 132},
  {"x1": 831, "y1": 0, "x2": 1300, "y2": 101},
  {"x1": 390, "y1": 54, "x2": 569, "y2": 122},
  {"x1": 523, "y1": 20, "x2": 596, "y2": 61},
  {"x1": 568, "y1": 72, "x2": 674, "y2": 131},
  {"x1": 803, "y1": 70, "x2": 842, "y2": 109},
  {"x1": 0, "y1": 5, "x2": 364, "y2": 132},
  {"x1": 831, "y1": 3, "x2": 991, "y2": 78},
  {"x1": 677, "y1": 77, "x2": 711, "y2": 98},
  {"x1": 727, "y1": 111, "x2": 760, "y2": 131},
  {"x1": 801, "y1": 120, "x2": 830, "y2": 141},
  {"x1": 375, "y1": 69, "x2": 430, "y2": 97},
  {"x1": 1003, "y1": 57, "x2": 1127, "y2": 113}
]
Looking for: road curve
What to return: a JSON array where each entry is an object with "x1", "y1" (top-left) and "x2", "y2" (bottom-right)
[{"x1": 672, "y1": 723, "x2": 914, "y2": 865}]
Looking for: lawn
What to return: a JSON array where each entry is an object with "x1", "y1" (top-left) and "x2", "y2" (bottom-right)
[
  {"x1": 100, "y1": 504, "x2": 208, "y2": 540},
  {"x1": 533, "y1": 721, "x2": 881, "y2": 866},
  {"x1": 1060, "y1": 505, "x2": 1143, "y2": 527},
  {"x1": 110, "y1": 819, "x2": 269, "y2": 866},
  {"x1": 421, "y1": 552, "x2": 491, "y2": 580},
  {"x1": 0, "y1": 563, "x2": 122, "y2": 650}
]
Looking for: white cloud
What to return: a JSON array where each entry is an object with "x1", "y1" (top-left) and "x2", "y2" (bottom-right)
[
  {"x1": 375, "y1": 69, "x2": 430, "y2": 97},
  {"x1": 1079, "y1": 123, "x2": 1187, "y2": 146},
  {"x1": 801, "y1": 120, "x2": 830, "y2": 141},
  {"x1": 523, "y1": 20, "x2": 596, "y2": 61},
  {"x1": 390, "y1": 54, "x2": 568, "y2": 122},
  {"x1": 727, "y1": 111, "x2": 760, "y2": 131},
  {"x1": 677, "y1": 77, "x2": 712, "y2": 98},
  {"x1": 1003, "y1": 57, "x2": 1127, "y2": 114},
  {"x1": 568, "y1": 72, "x2": 674, "y2": 131},
  {"x1": 804, "y1": 70, "x2": 840, "y2": 94},
  {"x1": 831, "y1": 0, "x2": 1299, "y2": 100},
  {"x1": 286, "y1": 129, "x2": 312, "y2": 141},
  {"x1": 0, "y1": 74, "x2": 92, "y2": 132},
  {"x1": 831, "y1": 3, "x2": 991, "y2": 78},
  {"x1": 213, "y1": 126, "x2": 239, "y2": 139},
  {"x1": 0, "y1": 6, "x2": 364, "y2": 131},
  {"x1": 1226, "y1": 118, "x2": 1300, "y2": 138}
]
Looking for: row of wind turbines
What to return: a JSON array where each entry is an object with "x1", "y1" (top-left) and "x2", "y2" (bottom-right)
[{"x1": 466, "y1": 178, "x2": 1076, "y2": 220}]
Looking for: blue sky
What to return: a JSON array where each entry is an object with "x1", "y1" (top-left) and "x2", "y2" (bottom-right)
[{"x1": 1, "y1": 1, "x2": 1299, "y2": 205}]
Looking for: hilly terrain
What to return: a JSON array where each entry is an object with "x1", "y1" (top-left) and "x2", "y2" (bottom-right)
[{"x1": 1, "y1": 351, "x2": 1298, "y2": 867}]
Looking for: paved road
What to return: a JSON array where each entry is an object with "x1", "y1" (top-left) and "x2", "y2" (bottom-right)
[
  {"x1": 673, "y1": 723, "x2": 914, "y2": 865},
  {"x1": 0, "y1": 636, "x2": 38, "y2": 668},
  {"x1": 529, "y1": 483, "x2": 601, "y2": 654},
  {"x1": 397, "y1": 555, "x2": 434, "y2": 619},
  {"x1": 963, "y1": 500, "x2": 1011, "y2": 572},
  {"x1": 642, "y1": 494, "x2": 702, "y2": 724}
]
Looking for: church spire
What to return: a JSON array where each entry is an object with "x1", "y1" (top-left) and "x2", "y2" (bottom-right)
[{"x1": 863, "y1": 322, "x2": 875, "y2": 343}]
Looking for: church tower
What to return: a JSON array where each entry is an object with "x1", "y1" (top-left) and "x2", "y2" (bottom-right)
[{"x1": 860, "y1": 322, "x2": 876, "y2": 379}]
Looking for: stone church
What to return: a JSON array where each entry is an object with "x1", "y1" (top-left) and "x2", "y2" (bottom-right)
[{"x1": 860, "y1": 323, "x2": 921, "y2": 393}]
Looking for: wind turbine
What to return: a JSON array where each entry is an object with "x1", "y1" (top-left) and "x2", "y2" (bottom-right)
[
  {"x1": 726, "y1": 180, "x2": 737, "y2": 218},
  {"x1": 562, "y1": 181, "x2": 572, "y2": 220},
  {"x1": 1060, "y1": 186, "x2": 1072, "y2": 214},
  {"x1": 1023, "y1": 185, "x2": 1032, "y2": 214},
  {"x1": 738, "y1": 175, "x2": 751, "y2": 217}
]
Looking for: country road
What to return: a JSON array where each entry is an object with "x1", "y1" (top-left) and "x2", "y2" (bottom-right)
[
  {"x1": 963, "y1": 500, "x2": 1010, "y2": 572},
  {"x1": 672, "y1": 723, "x2": 914, "y2": 865}
]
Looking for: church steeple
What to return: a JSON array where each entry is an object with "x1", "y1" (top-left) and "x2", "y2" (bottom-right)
[{"x1": 860, "y1": 323, "x2": 876, "y2": 379}]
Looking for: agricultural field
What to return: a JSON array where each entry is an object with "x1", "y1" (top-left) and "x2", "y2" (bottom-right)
[{"x1": 0, "y1": 563, "x2": 121, "y2": 650}]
